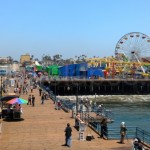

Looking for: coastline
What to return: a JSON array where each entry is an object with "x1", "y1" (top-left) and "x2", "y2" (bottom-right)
[{"x1": 57, "y1": 95, "x2": 150, "y2": 102}]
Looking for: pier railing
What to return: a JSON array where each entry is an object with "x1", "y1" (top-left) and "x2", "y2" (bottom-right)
[
  {"x1": 40, "y1": 84, "x2": 150, "y2": 147},
  {"x1": 135, "y1": 127, "x2": 150, "y2": 146},
  {"x1": 106, "y1": 126, "x2": 136, "y2": 140},
  {"x1": 88, "y1": 123, "x2": 150, "y2": 147}
]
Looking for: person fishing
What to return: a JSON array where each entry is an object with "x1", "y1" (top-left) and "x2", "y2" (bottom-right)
[
  {"x1": 120, "y1": 122, "x2": 127, "y2": 144},
  {"x1": 133, "y1": 138, "x2": 144, "y2": 150},
  {"x1": 100, "y1": 118, "x2": 108, "y2": 139}
]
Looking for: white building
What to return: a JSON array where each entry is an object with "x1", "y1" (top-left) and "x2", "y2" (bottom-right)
[{"x1": 0, "y1": 65, "x2": 12, "y2": 75}]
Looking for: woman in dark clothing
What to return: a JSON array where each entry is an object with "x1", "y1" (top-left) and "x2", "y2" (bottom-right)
[{"x1": 100, "y1": 118, "x2": 108, "y2": 139}]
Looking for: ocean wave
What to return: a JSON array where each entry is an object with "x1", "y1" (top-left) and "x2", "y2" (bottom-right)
[{"x1": 57, "y1": 95, "x2": 150, "y2": 103}]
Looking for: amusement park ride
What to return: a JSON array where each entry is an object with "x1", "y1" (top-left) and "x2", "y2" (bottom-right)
[{"x1": 86, "y1": 32, "x2": 150, "y2": 79}]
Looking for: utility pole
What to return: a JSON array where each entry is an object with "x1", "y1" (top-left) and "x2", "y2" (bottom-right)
[
  {"x1": 0, "y1": 76, "x2": 3, "y2": 108},
  {"x1": 0, "y1": 76, "x2": 2, "y2": 98},
  {"x1": 54, "y1": 79, "x2": 56, "y2": 102},
  {"x1": 76, "y1": 82, "x2": 79, "y2": 114}
]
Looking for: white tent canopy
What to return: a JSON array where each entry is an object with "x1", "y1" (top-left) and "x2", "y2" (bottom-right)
[{"x1": 35, "y1": 61, "x2": 41, "y2": 66}]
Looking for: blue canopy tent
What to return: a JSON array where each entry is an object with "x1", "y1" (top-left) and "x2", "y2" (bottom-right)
[
  {"x1": 87, "y1": 67, "x2": 104, "y2": 79},
  {"x1": 68, "y1": 64, "x2": 76, "y2": 77},
  {"x1": 75, "y1": 63, "x2": 88, "y2": 78},
  {"x1": 59, "y1": 65, "x2": 69, "y2": 77}
]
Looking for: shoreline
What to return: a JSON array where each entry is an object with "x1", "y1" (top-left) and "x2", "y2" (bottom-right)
[{"x1": 57, "y1": 95, "x2": 150, "y2": 102}]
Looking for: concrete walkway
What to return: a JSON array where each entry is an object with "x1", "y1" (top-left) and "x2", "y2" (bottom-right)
[{"x1": 0, "y1": 88, "x2": 133, "y2": 150}]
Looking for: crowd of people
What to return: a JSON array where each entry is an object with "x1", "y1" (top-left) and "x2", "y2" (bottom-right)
[{"x1": 0, "y1": 71, "x2": 147, "y2": 149}]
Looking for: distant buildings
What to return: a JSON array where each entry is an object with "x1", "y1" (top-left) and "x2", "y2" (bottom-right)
[
  {"x1": 0, "y1": 57, "x2": 12, "y2": 65},
  {"x1": 20, "y1": 53, "x2": 32, "y2": 66},
  {"x1": 0, "y1": 57, "x2": 19, "y2": 75}
]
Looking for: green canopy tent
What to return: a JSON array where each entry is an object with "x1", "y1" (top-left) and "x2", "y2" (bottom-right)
[
  {"x1": 35, "y1": 65, "x2": 43, "y2": 71},
  {"x1": 47, "y1": 65, "x2": 59, "y2": 76}
]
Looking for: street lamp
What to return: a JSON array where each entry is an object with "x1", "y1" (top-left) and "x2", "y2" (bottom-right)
[
  {"x1": 76, "y1": 82, "x2": 79, "y2": 114},
  {"x1": 0, "y1": 76, "x2": 2, "y2": 97},
  {"x1": 54, "y1": 79, "x2": 56, "y2": 103},
  {"x1": 0, "y1": 76, "x2": 3, "y2": 108}
]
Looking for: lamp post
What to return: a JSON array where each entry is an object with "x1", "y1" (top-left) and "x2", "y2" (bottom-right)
[
  {"x1": 54, "y1": 79, "x2": 56, "y2": 103},
  {"x1": 0, "y1": 76, "x2": 2, "y2": 97},
  {"x1": 76, "y1": 82, "x2": 79, "y2": 114},
  {"x1": 0, "y1": 76, "x2": 3, "y2": 108}
]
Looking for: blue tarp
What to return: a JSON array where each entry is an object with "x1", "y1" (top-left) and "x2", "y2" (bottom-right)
[
  {"x1": 59, "y1": 65, "x2": 69, "y2": 76},
  {"x1": 87, "y1": 67, "x2": 104, "y2": 78},
  {"x1": 58, "y1": 63, "x2": 88, "y2": 77},
  {"x1": 75, "y1": 63, "x2": 88, "y2": 77},
  {"x1": 68, "y1": 64, "x2": 76, "y2": 76}
]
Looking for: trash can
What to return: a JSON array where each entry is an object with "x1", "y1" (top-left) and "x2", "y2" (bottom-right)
[
  {"x1": 79, "y1": 122, "x2": 86, "y2": 141},
  {"x1": 79, "y1": 121, "x2": 86, "y2": 132}
]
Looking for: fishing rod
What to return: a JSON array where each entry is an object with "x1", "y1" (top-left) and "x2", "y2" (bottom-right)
[
  {"x1": 125, "y1": 125, "x2": 128, "y2": 141},
  {"x1": 126, "y1": 132, "x2": 128, "y2": 141}
]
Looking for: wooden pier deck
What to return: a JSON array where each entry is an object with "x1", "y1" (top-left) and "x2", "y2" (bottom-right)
[{"x1": 0, "y1": 88, "x2": 133, "y2": 150}]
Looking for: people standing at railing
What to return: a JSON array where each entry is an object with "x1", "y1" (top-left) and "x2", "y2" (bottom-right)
[
  {"x1": 97, "y1": 104, "x2": 103, "y2": 116},
  {"x1": 132, "y1": 138, "x2": 144, "y2": 150},
  {"x1": 57, "y1": 100, "x2": 61, "y2": 110},
  {"x1": 75, "y1": 113, "x2": 81, "y2": 129},
  {"x1": 92, "y1": 101, "x2": 97, "y2": 111},
  {"x1": 120, "y1": 122, "x2": 127, "y2": 144},
  {"x1": 100, "y1": 118, "x2": 108, "y2": 139}
]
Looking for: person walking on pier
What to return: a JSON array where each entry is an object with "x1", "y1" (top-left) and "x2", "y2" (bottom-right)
[
  {"x1": 63, "y1": 123, "x2": 72, "y2": 147},
  {"x1": 30, "y1": 85, "x2": 33, "y2": 93},
  {"x1": 39, "y1": 88, "x2": 42, "y2": 96},
  {"x1": 27, "y1": 95, "x2": 31, "y2": 105},
  {"x1": 32, "y1": 95, "x2": 35, "y2": 107},
  {"x1": 120, "y1": 122, "x2": 127, "y2": 144},
  {"x1": 41, "y1": 93, "x2": 45, "y2": 104}
]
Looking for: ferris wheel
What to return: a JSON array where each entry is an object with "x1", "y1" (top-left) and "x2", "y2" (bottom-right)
[{"x1": 115, "y1": 32, "x2": 150, "y2": 62}]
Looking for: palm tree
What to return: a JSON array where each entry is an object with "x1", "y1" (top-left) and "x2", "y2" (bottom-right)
[
  {"x1": 42, "y1": 54, "x2": 52, "y2": 66},
  {"x1": 53, "y1": 54, "x2": 63, "y2": 65},
  {"x1": 8, "y1": 56, "x2": 13, "y2": 64},
  {"x1": 30, "y1": 55, "x2": 34, "y2": 62}
]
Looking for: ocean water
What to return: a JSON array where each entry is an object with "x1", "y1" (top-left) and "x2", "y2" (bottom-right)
[
  {"x1": 57, "y1": 95, "x2": 150, "y2": 132},
  {"x1": 58, "y1": 95, "x2": 150, "y2": 132},
  {"x1": 95, "y1": 95, "x2": 150, "y2": 132}
]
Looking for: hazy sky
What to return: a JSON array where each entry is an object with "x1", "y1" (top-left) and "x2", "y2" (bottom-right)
[{"x1": 0, "y1": 0, "x2": 150, "y2": 61}]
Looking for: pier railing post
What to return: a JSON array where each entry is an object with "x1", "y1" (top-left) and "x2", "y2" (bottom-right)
[
  {"x1": 54, "y1": 79, "x2": 56, "y2": 102},
  {"x1": 0, "y1": 76, "x2": 3, "y2": 108}
]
